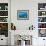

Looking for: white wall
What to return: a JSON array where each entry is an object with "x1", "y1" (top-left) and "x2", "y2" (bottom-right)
[
  {"x1": 0, "y1": 0, "x2": 46, "y2": 46},
  {"x1": 11, "y1": 0, "x2": 46, "y2": 46},
  {"x1": 11, "y1": 0, "x2": 38, "y2": 30},
  {"x1": 11, "y1": 0, "x2": 46, "y2": 30}
]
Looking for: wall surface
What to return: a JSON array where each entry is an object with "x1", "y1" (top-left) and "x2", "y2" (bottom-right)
[
  {"x1": 11, "y1": 0, "x2": 46, "y2": 30},
  {"x1": 11, "y1": 0, "x2": 38, "y2": 30},
  {"x1": 0, "y1": 0, "x2": 46, "y2": 46},
  {"x1": 11, "y1": 0, "x2": 46, "y2": 46}
]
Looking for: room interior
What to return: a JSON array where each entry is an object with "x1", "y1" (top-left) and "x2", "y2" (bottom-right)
[{"x1": 0, "y1": 0, "x2": 46, "y2": 46}]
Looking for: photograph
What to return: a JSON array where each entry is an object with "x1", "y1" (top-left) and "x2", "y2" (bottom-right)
[{"x1": 17, "y1": 10, "x2": 29, "y2": 20}]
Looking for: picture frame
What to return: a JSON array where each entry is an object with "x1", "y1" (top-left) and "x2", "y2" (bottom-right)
[{"x1": 17, "y1": 10, "x2": 29, "y2": 20}]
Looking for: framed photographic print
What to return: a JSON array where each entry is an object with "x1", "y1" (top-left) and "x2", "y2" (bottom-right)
[{"x1": 17, "y1": 10, "x2": 29, "y2": 20}]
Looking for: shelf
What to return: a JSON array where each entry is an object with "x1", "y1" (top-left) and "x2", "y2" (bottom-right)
[
  {"x1": 38, "y1": 3, "x2": 46, "y2": 37},
  {"x1": 38, "y1": 28, "x2": 46, "y2": 29},
  {"x1": 38, "y1": 10, "x2": 46, "y2": 11},
  {"x1": 0, "y1": 3, "x2": 8, "y2": 37},
  {"x1": 0, "y1": 16, "x2": 8, "y2": 17},
  {"x1": 38, "y1": 22, "x2": 46, "y2": 23},
  {"x1": 0, "y1": 22, "x2": 8, "y2": 23},
  {"x1": 38, "y1": 15, "x2": 46, "y2": 17},
  {"x1": 0, "y1": 10, "x2": 8, "y2": 11}
]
